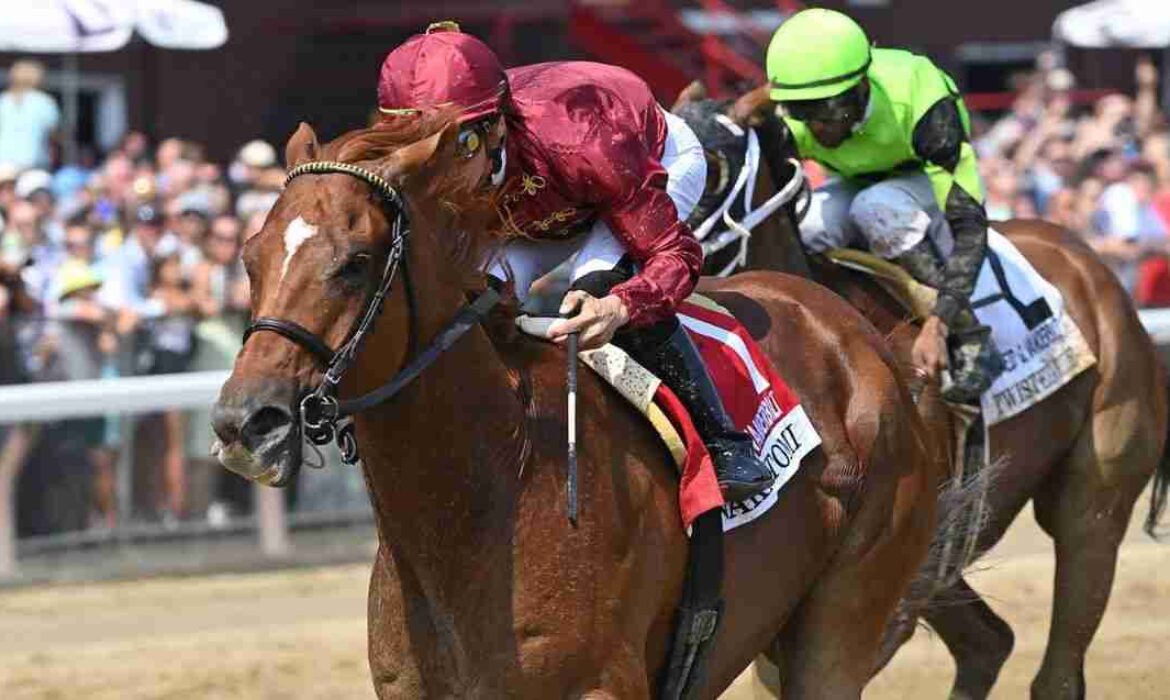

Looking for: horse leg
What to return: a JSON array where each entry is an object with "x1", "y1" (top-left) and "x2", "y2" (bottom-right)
[
  {"x1": 779, "y1": 477, "x2": 935, "y2": 697},
  {"x1": 922, "y1": 577, "x2": 1015, "y2": 700},
  {"x1": 1028, "y1": 410, "x2": 1154, "y2": 699}
]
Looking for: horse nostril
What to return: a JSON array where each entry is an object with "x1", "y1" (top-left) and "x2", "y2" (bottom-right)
[
  {"x1": 211, "y1": 402, "x2": 244, "y2": 445},
  {"x1": 241, "y1": 405, "x2": 294, "y2": 450}
]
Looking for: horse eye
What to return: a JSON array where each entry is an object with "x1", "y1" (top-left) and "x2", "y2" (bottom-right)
[{"x1": 336, "y1": 253, "x2": 371, "y2": 281}]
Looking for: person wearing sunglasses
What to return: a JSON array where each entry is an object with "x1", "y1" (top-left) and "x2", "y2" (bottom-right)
[{"x1": 766, "y1": 8, "x2": 1002, "y2": 403}]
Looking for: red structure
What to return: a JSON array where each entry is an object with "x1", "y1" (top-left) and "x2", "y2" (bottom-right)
[
  {"x1": 0, "y1": 0, "x2": 1138, "y2": 161},
  {"x1": 569, "y1": 0, "x2": 771, "y2": 102}
]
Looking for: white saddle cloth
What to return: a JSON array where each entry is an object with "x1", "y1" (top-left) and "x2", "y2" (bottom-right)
[{"x1": 971, "y1": 230, "x2": 1096, "y2": 425}]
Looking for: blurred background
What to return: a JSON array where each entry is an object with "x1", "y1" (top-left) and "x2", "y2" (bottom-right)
[{"x1": 0, "y1": 1, "x2": 1168, "y2": 697}]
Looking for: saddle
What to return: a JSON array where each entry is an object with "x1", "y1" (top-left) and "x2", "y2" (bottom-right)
[{"x1": 518, "y1": 294, "x2": 821, "y2": 529}]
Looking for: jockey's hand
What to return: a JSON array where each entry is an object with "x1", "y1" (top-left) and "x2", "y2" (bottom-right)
[
  {"x1": 912, "y1": 315, "x2": 949, "y2": 381},
  {"x1": 547, "y1": 291, "x2": 630, "y2": 350}
]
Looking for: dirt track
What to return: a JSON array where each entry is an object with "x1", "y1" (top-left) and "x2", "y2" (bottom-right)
[{"x1": 1, "y1": 503, "x2": 1166, "y2": 699}]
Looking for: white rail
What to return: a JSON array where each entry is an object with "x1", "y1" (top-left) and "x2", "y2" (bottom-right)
[
  {"x1": 0, "y1": 369, "x2": 288, "y2": 578},
  {"x1": 3, "y1": 307, "x2": 1170, "y2": 578},
  {"x1": 0, "y1": 370, "x2": 229, "y2": 424}
]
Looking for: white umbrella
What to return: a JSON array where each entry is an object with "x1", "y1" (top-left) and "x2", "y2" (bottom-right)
[
  {"x1": 1053, "y1": 0, "x2": 1170, "y2": 113},
  {"x1": 0, "y1": 0, "x2": 227, "y2": 52},
  {"x1": 1053, "y1": 0, "x2": 1170, "y2": 48},
  {"x1": 0, "y1": 0, "x2": 227, "y2": 160}
]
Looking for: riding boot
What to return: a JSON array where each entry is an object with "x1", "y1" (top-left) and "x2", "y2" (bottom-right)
[
  {"x1": 941, "y1": 317, "x2": 1005, "y2": 404},
  {"x1": 897, "y1": 240, "x2": 1004, "y2": 402},
  {"x1": 617, "y1": 320, "x2": 774, "y2": 501}
]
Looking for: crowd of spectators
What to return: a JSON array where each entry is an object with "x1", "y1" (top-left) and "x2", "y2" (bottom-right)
[
  {"x1": 0, "y1": 60, "x2": 281, "y2": 532},
  {"x1": 972, "y1": 51, "x2": 1170, "y2": 303}
]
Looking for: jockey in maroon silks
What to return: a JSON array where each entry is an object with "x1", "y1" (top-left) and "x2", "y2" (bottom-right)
[{"x1": 377, "y1": 22, "x2": 772, "y2": 500}]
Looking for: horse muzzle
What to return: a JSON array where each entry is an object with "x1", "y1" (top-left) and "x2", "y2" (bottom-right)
[{"x1": 210, "y1": 397, "x2": 302, "y2": 487}]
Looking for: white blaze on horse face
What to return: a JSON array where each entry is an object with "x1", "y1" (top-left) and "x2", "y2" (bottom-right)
[{"x1": 280, "y1": 216, "x2": 318, "y2": 282}]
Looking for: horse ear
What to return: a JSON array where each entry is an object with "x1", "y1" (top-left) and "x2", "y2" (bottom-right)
[
  {"x1": 285, "y1": 122, "x2": 320, "y2": 168},
  {"x1": 672, "y1": 80, "x2": 708, "y2": 111},
  {"x1": 729, "y1": 85, "x2": 773, "y2": 127}
]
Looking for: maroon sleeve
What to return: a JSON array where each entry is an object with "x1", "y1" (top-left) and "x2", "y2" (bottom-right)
[{"x1": 564, "y1": 117, "x2": 703, "y2": 327}]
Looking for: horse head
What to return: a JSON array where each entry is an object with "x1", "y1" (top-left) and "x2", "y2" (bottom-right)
[{"x1": 211, "y1": 112, "x2": 504, "y2": 486}]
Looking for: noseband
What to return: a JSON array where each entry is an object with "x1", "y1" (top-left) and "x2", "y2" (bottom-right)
[{"x1": 243, "y1": 161, "x2": 500, "y2": 467}]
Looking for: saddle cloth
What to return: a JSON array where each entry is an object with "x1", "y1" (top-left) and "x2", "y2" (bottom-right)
[
  {"x1": 829, "y1": 229, "x2": 1097, "y2": 425},
  {"x1": 517, "y1": 295, "x2": 821, "y2": 531}
]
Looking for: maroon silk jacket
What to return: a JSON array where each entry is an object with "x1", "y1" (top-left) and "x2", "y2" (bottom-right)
[{"x1": 496, "y1": 62, "x2": 703, "y2": 327}]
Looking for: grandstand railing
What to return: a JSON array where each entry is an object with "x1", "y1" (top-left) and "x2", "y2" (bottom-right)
[
  {"x1": 0, "y1": 370, "x2": 371, "y2": 577},
  {"x1": 3, "y1": 308, "x2": 1170, "y2": 577}
]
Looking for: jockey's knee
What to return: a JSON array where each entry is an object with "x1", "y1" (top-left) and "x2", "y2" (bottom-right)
[
  {"x1": 847, "y1": 185, "x2": 931, "y2": 259},
  {"x1": 799, "y1": 187, "x2": 855, "y2": 252},
  {"x1": 569, "y1": 257, "x2": 635, "y2": 298}
]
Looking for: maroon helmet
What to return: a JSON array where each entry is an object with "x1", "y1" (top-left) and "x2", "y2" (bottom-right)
[{"x1": 377, "y1": 21, "x2": 507, "y2": 123}]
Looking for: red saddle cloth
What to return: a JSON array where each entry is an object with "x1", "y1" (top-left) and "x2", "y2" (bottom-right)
[{"x1": 659, "y1": 298, "x2": 819, "y2": 530}]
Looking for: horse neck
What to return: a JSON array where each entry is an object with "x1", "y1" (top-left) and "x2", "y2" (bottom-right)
[
  {"x1": 747, "y1": 116, "x2": 813, "y2": 278},
  {"x1": 351, "y1": 234, "x2": 526, "y2": 599}
]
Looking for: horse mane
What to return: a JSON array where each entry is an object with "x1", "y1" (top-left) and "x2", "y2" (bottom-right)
[{"x1": 313, "y1": 109, "x2": 509, "y2": 293}]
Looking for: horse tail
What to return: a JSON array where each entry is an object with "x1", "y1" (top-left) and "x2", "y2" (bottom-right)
[{"x1": 1144, "y1": 381, "x2": 1170, "y2": 539}]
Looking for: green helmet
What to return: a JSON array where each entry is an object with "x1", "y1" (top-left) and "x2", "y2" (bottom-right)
[{"x1": 767, "y1": 9, "x2": 872, "y2": 102}]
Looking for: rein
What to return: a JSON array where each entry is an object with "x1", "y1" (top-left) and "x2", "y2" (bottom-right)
[{"x1": 243, "y1": 160, "x2": 500, "y2": 466}]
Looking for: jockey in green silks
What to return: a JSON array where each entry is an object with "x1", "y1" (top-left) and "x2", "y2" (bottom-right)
[{"x1": 766, "y1": 8, "x2": 1003, "y2": 403}]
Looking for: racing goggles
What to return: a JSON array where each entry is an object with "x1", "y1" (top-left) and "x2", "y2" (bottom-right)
[{"x1": 781, "y1": 83, "x2": 867, "y2": 125}]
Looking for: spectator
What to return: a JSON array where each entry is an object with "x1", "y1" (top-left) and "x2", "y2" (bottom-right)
[
  {"x1": 56, "y1": 217, "x2": 98, "y2": 279},
  {"x1": 0, "y1": 60, "x2": 60, "y2": 170},
  {"x1": 99, "y1": 203, "x2": 176, "y2": 326},
  {"x1": 145, "y1": 252, "x2": 200, "y2": 525},
  {"x1": 15, "y1": 169, "x2": 55, "y2": 221},
  {"x1": 40, "y1": 266, "x2": 118, "y2": 527},
  {"x1": 0, "y1": 163, "x2": 18, "y2": 217},
  {"x1": 231, "y1": 139, "x2": 281, "y2": 219},
  {"x1": 1, "y1": 199, "x2": 60, "y2": 309},
  {"x1": 1045, "y1": 188, "x2": 1079, "y2": 229},
  {"x1": 192, "y1": 214, "x2": 248, "y2": 330}
]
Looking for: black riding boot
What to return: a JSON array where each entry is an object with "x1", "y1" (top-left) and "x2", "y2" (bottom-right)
[
  {"x1": 617, "y1": 320, "x2": 773, "y2": 501},
  {"x1": 942, "y1": 324, "x2": 1005, "y2": 404},
  {"x1": 896, "y1": 239, "x2": 1003, "y2": 403}
]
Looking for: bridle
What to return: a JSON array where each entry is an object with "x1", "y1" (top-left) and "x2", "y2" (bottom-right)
[{"x1": 243, "y1": 160, "x2": 500, "y2": 467}]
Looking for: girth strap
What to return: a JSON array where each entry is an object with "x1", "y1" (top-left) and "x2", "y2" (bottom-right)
[{"x1": 658, "y1": 509, "x2": 725, "y2": 700}]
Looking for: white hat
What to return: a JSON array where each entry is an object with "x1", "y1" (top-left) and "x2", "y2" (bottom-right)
[
  {"x1": 15, "y1": 169, "x2": 52, "y2": 199},
  {"x1": 1046, "y1": 68, "x2": 1076, "y2": 92},
  {"x1": 237, "y1": 140, "x2": 277, "y2": 169}
]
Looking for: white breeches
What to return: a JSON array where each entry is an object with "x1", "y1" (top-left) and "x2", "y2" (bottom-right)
[
  {"x1": 799, "y1": 172, "x2": 955, "y2": 259},
  {"x1": 487, "y1": 108, "x2": 707, "y2": 301}
]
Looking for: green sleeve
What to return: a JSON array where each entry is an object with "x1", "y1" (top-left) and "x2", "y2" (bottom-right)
[
  {"x1": 925, "y1": 140, "x2": 984, "y2": 211},
  {"x1": 911, "y1": 89, "x2": 990, "y2": 326}
]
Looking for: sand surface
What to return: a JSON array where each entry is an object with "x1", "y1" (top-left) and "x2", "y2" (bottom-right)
[{"x1": 1, "y1": 504, "x2": 1166, "y2": 698}]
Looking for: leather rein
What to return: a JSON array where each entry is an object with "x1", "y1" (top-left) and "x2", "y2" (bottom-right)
[{"x1": 242, "y1": 161, "x2": 500, "y2": 466}]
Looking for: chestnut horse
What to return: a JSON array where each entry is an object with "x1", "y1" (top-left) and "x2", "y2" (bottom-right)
[
  {"x1": 675, "y1": 85, "x2": 1170, "y2": 699},
  {"x1": 210, "y1": 114, "x2": 938, "y2": 698}
]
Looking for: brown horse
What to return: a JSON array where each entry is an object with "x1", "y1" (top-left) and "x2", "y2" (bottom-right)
[
  {"x1": 676, "y1": 85, "x2": 1170, "y2": 699},
  {"x1": 209, "y1": 114, "x2": 939, "y2": 697}
]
